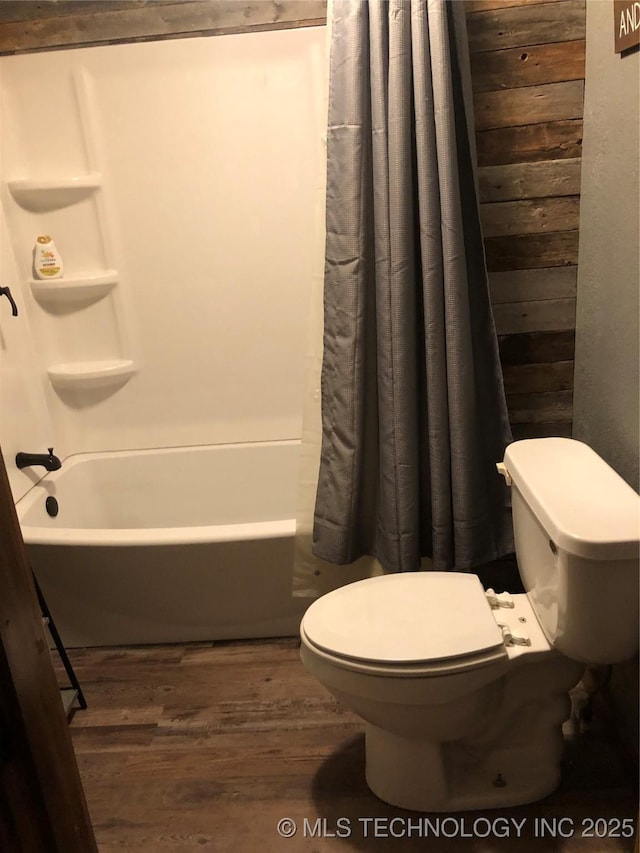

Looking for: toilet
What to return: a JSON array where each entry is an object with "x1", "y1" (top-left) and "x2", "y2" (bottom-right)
[{"x1": 300, "y1": 438, "x2": 640, "y2": 812}]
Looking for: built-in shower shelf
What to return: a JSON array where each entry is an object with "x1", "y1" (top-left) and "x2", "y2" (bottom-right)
[
  {"x1": 8, "y1": 173, "x2": 102, "y2": 211},
  {"x1": 48, "y1": 359, "x2": 136, "y2": 391},
  {"x1": 30, "y1": 270, "x2": 118, "y2": 306}
]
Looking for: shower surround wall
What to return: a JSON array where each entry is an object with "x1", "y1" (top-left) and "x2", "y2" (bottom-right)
[
  {"x1": 0, "y1": 27, "x2": 325, "y2": 496},
  {"x1": 0, "y1": 2, "x2": 586, "y2": 478}
]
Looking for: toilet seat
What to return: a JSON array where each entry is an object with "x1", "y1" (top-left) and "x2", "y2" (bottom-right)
[{"x1": 301, "y1": 572, "x2": 509, "y2": 676}]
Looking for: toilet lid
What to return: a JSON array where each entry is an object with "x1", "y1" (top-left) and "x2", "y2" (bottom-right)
[{"x1": 301, "y1": 572, "x2": 505, "y2": 664}]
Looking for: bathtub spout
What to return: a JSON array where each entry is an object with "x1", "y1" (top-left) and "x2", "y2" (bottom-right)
[{"x1": 16, "y1": 448, "x2": 62, "y2": 472}]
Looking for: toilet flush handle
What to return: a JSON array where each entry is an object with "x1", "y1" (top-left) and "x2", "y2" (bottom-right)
[{"x1": 496, "y1": 462, "x2": 512, "y2": 486}]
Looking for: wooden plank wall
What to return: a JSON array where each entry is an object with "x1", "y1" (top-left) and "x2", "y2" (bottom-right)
[
  {"x1": 0, "y1": 1, "x2": 327, "y2": 53},
  {"x1": 466, "y1": 0, "x2": 585, "y2": 439},
  {"x1": 0, "y1": 0, "x2": 583, "y2": 439}
]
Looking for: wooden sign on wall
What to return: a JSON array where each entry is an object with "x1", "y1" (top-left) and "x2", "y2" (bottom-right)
[{"x1": 614, "y1": 0, "x2": 640, "y2": 52}]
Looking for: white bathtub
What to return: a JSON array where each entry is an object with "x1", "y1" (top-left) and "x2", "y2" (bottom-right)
[{"x1": 16, "y1": 441, "x2": 309, "y2": 647}]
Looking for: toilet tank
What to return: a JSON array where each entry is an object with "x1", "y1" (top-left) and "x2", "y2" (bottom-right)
[{"x1": 501, "y1": 438, "x2": 640, "y2": 665}]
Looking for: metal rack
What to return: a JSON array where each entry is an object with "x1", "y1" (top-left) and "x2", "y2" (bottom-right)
[{"x1": 33, "y1": 572, "x2": 87, "y2": 718}]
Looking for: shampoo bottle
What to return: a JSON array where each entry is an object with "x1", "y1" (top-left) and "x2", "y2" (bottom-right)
[{"x1": 33, "y1": 235, "x2": 64, "y2": 279}]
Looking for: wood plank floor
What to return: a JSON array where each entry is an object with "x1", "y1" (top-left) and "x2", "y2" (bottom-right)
[{"x1": 62, "y1": 638, "x2": 637, "y2": 852}]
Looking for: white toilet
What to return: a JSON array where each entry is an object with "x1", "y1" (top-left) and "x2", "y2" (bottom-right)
[{"x1": 300, "y1": 438, "x2": 640, "y2": 812}]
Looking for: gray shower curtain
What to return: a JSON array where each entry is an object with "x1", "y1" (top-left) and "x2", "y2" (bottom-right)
[{"x1": 312, "y1": 0, "x2": 513, "y2": 573}]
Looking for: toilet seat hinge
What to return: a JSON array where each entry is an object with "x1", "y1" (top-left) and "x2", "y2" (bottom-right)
[
  {"x1": 498, "y1": 624, "x2": 531, "y2": 647},
  {"x1": 485, "y1": 588, "x2": 515, "y2": 609}
]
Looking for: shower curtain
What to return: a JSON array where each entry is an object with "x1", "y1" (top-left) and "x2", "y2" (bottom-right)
[{"x1": 310, "y1": 0, "x2": 513, "y2": 575}]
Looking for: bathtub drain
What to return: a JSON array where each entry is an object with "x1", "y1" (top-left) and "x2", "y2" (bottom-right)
[{"x1": 46, "y1": 496, "x2": 59, "y2": 517}]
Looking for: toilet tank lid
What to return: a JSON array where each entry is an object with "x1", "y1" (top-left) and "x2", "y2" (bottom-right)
[{"x1": 503, "y1": 438, "x2": 640, "y2": 561}]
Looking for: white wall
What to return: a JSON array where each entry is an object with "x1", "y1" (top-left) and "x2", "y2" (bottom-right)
[
  {"x1": 573, "y1": 3, "x2": 639, "y2": 491},
  {"x1": 573, "y1": 0, "x2": 639, "y2": 762},
  {"x1": 0, "y1": 27, "x2": 326, "y2": 488}
]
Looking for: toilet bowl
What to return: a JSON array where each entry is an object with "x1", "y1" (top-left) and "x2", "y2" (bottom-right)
[{"x1": 300, "y1": 438, "x2": 640, "y2": 811}]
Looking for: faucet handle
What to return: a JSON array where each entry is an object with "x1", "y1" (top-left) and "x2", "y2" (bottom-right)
[
  {"x1": 48, "y1": 447, "x2": 54, "y2": 456},
  {"x1": 0, "y1": 286, "x2": 18, "y2": 316}
]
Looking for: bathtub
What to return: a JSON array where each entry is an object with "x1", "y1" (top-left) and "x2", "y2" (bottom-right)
[{"x1": 16, "y1": 441, "x2": 310, "y2": 647}]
